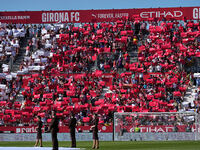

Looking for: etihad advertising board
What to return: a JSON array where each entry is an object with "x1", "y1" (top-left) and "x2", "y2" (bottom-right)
[
  {"x1": 0, "y1": 7, "x2": 199, "y2": 24},
  {"x1": 0, "y1": 125, "x2": 198, "y2": 133}
]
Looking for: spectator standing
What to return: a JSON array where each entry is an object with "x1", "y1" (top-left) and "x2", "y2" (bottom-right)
[
  {"x1": 68, "y1": 113, "x2": 77, "y2": 148},
  {"x1": 49, "y1": 111, "x2": 59, "y2": 150},
  {"x1": 91, "y1": 114, "x2": 99, "y2": 149},
  {"x1": 134, "y1": 125, "x2": 140, "y2": 133},
  {"x1": 34, "y1": 116, "x2": 43, "y2": 147}
]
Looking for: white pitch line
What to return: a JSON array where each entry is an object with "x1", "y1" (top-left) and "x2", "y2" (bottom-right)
[{"x1": 0, "y1": 147, "x2": 84, "y2": 150}]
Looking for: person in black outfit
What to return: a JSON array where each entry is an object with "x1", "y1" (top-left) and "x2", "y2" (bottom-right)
[
  {"x1": 48, "y1": 111, "x2": 59, "y2": 150},
  {"x1": 34, "y1": 116, "x2": 43, "y2": 147},
  {"x1": 91, "y1": 114, "x2": 99, "y2": 149},
  {"x1": 69, "y1": 113, "x2": 77, "y2": 148}
]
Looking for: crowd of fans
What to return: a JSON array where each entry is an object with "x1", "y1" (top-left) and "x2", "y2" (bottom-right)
[
  {"x1": 0, "y1": 23, "x2": 27, "y2": 72},
  {"x1": 117, "y1": 113, "x2": 195, "y2": 126},
  {"x1": 0, "y1": 18, "x2": 200, "y2": 128},
  {"x1": 116, "y1": 113, "x2": 194, "y2": 134}
]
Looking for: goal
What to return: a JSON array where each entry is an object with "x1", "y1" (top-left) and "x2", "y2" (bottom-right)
[{"x1": 113, "y1": 112, "x2": 200, "y2": 141}]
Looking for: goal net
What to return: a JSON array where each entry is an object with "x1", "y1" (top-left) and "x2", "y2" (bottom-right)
[{"x1": 113, "y1": 112, "x2": 200, "y2": 141}]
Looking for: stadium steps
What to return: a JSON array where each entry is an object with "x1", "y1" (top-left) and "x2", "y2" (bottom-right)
[
  {"x1": 0, "y1": 60, "x2": 7, "y2": 73},
  {"x1": 16, "y1": 93, "x2": 24, "y2": 102},
  {"x1": 129, "y1": 52, "x2": 138, "y2": 63},
  {"x1": 130, "y1": 57, "x2": 138, "y2": 63},
  {"x1": 182, "y1": 85, "x2": 196, "y2": 107},
  {"x1": 11, "y1": 38, "x2": 28, "y2": 73},
  {"x1": 127, "y1": 34, "x2": 148, "y2": 64},
  {"x1": 99, "y1": 86, "x2": 111, "y2": 99},
  {"x1": 91, "y1": 56, "x2": 98, "y2": 72}
]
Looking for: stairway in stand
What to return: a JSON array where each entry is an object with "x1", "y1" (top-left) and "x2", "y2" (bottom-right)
[
  {"x1": 11, "y1": 37, "x2": 29, "y2": 73},
  {"x1": 182, "y1": 85, "x2": 196, "y2": 108}
]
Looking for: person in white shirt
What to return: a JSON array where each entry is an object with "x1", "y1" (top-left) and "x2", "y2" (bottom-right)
[
  {"x1": 149, "y1": 65, "x2": 153, "y2": 72},
  {"x1": 156, "y1": 65, "x2": 161, "y2": 72},
  {"x1": 192, "y1": 90, "x2": 199, "y2": 100},
  {"x1": 6, "y1": 28, "x2": 13, "y2": 37}
]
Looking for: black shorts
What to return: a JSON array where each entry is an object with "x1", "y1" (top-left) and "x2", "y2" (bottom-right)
[
  {"x1": 37, "y1": 132, "x2": 42, "y2": 139},
  {"x1": 93, "y1": 131, "x2": 98, "y2": 140}
]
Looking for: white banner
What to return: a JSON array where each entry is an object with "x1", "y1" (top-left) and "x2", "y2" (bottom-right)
[
  {"x1": 115, "y1": 132, "x2": 200, "y2": 141},
  {"x1": 0, "y1": 133, "x2": 113, "y2": 141}
]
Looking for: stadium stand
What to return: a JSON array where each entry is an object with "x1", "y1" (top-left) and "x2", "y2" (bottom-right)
[{"x1": 0, "y1": 18, "x2": 199, "y2": 128}]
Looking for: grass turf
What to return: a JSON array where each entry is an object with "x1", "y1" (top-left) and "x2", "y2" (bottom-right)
[{"x1": 0, "y1": 141, "x2": 200, "y2": 150}]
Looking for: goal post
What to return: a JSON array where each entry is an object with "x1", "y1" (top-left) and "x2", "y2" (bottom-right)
[{"x1": 113, "y1": 112, "x2": 200, "y2": 141}]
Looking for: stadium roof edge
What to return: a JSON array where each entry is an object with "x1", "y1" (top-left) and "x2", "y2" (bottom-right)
[{"x1": 0, "y1": 6, "x2": 198, "y2": 12}]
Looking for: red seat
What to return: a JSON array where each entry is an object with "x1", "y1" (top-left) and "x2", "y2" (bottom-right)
[
  {"x1": 104, "y1": 65, "x2": 110, "y2": 70},
  {"x1": 34, "y1": 94, "x2": 40, "y2": 99},
  {"x1": 90, "y1": 91, "x2": 97, "y2": 97},
  {"x1": 41, "y1": 106, "x2": 49, "y2": 111},
  {"x1": 63, "y1": 97, "x2": 70, "y2": 102},
  {"x1": 5, "y1": 109, "x2": 14, "y2": 114},
  {"x1": 167, "y1": 104, "x2": 174, "y2": 108},
  {"x1": 108, "y1": 106, "x2": 115, "y2": 111},
  {"x1": 71, "y1": 98, "x2": 80, "y2": 103},
  {"x1": 24, "y1": 106, "x2": 33, "y2": 112},
  {"x1": 63, "y1": 111, "x2": 69, "y2": 116},
  {"x1": 46, "y1": 100, "x2": 53, "y2": 106},
  {"x1": 3, "y1": 115, "x2": 11, "y2": 121},
  {"x1": 94, "y1": 101, "x2": 101, "y2": 106},
  {"x1": 43, "y1": 93, "x2": 53, "y2": 99},
  {"x1": 33, "y1": 107, "x2": 41, "y2": 112},
  {"x1": 0, "y1": 101, "x2": 6, "y2": 106},
  {"x1": 47, "y1": 119, "x2": 52, "y2": 123},
  {"x1": 14, "y1": 102, "x2": 21, "y2": 109},
  {"x1": 14, "y1": 115, "x2": 21, "y2": 120},
  {"x1": 38, "y1": 112, "x2": 45, "y2": 117},
  {"x1": 67, "y1": 106, "x2": 73, "y2": 111},
  {"x1": 170, "y1": 110, "x2": 177, "y2": 112},
  {"x1": 40, "y1": 101, "x2": 46, "y2": 106},
  {"x1": 149, "y1": 102, "x2": 158, "y2": 107},
  {"x1": 67, "y1": 91, "x2": 75, "y2": 97},
  {"x1": 82, "y1": 117, "x2": 90, "y2": 123},
  {"x1": 120, "y1": 31, "x2": 127, "y2": 36},
  {"x1": 147, "y1": 95, "x2": 154, "y2": 100},
  {"x1": 57, "y1": 88, "x2": 64, "y2": 94},
  {"x1": 173, "y1": 91, "x2": 182, "y2": 97},
  {"x1": 154, "y1": 93, "x2": 162, "y2": 98},
  {"x1": 105, "y1": 93, "x2": 111, "y2": 98},
  {"x1": 56, "y1": 113, "x2": 63, "y2": 118},
  {"x1": 0, "y1": 112, "x2": 4, "y2": 119},
  {"x1": 95, "y1": 99, "x2": 104, "y2": 106},
  {"x1": 179, "y1": 86, "x2": 186, "y2": 92}
]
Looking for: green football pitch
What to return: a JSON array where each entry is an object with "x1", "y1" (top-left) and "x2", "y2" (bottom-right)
[{"x1": 0, "y1": 141, "x2": 200, "y2": 150}]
